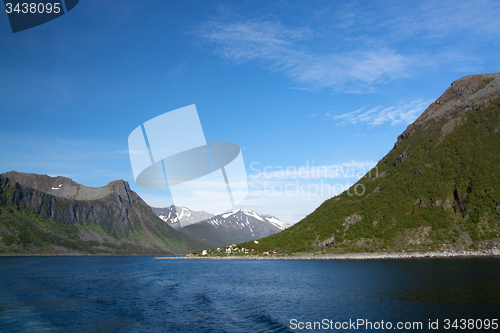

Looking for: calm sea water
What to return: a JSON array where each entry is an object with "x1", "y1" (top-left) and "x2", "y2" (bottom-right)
[{"x1": 0, "y1": 256, "x2": 499, "y2": 332}]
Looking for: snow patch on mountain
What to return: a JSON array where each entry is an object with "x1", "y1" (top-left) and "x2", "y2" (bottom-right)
[
  {"x1": 222, "y1": 210, "x2": 238, "y2": 219},
  {"x1": 264, "y1": 215, "x2": 289, "y2": 230}
]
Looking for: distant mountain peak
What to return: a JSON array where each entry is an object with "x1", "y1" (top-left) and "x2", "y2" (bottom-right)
[
  {"x1": 152, "y1": 205, "x2": 214, "y2": 227},
  {"x1": 152, "y1": 205, "x2": 289, "y2": 247},
  {"x1": 220, "y1": 208, "x2": 264, "y2": 221}
]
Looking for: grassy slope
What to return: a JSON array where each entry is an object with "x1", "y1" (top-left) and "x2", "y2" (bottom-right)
[
  {"x1": 0, "y1": 204, "x2": 209, "y2": 255},
  {"x1": 241, "y1": 98, "x2": 500, "y2": 254}
]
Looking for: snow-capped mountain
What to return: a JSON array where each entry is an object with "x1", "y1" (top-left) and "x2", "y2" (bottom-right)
[
  {"x1": 151, "y1": 206, "x2": 289, "y2": 247},
  {"x1": 152, "y1": 206, "x2": 214, "y2": 228},
  {"x1": 211, "y1": 209, "x2": 289, "y2": 234}
]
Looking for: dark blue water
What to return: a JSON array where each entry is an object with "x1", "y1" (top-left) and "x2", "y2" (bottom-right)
[{"x1": 0, "y1": 257, "x2": 499, "y2": 332}]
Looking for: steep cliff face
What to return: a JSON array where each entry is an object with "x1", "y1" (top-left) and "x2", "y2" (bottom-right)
[
  {"x1": 2, "y1": 172, "x2": 144, "y2": 233},
  {"x1": 242, "y1": 72, "x2": 500, "y2": 254},
  {"x1": 0, "y1": 172, "x2": 209, "y2": 255}
]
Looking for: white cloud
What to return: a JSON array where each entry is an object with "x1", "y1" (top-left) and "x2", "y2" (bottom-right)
[
  {"x1": 197, "y1": 20, "x2": 412, "y2": 92},
  {"x1": 284, "y1": 48, "x2": 412, "y2": 91},
  {"x1": 199, "y1": 20, "x2": 306, "y2": 62},
  {"x1": 331, "y1": 99, "x2": 433, "y2": 126}
]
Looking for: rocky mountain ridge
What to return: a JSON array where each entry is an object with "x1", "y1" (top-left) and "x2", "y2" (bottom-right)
[
  {"x1": 0, "y1": 171, "x2": 209, "y2": 254},
  {"x1": 396, "y1": 72, "x2": 500, "y2": 147}
]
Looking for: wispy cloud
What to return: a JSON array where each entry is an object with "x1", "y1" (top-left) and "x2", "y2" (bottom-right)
[
  {"x1": 195, "y1": 0, "x2": 500, "y2": 92},
  {"x1": 330, "y1": 100, "x2": 433, "y2": 126},
  {"x1": 383, "y1": 0, "x2": 500, "y2": 41},
  {"x1": 199, "y1": 20, "x2": 308, "y2": 62},
  {"x1": 197, "y1": 20, "x2": 412, "y2": 92}
]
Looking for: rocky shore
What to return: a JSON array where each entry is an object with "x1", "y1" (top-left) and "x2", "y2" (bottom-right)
[{"x1": 155, "y1": 249, "x2": 500, "y2": 260}]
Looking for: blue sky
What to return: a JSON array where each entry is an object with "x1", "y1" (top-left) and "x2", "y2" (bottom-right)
[{"x1": 1, "y1": 0, "x2": 499, "y2": 224}]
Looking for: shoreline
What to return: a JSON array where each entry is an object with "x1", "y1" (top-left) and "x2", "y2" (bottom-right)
[
  {"x1": 155, "y1": 249, "x2": 500, "y2": 260},
  {"x1": 1, "y1": 249, "x2": 499, "y2": 259}
]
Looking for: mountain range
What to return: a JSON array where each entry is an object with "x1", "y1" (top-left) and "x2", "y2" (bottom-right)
[
  {"x1": 0, "y1": 171, "x2": 210, "y2": 255},
  {"x1": 241, "y1": 72, "x2": 500, "y2": 254},
  {"x1": 152, "y1": 206, "x2": 288, "y2": 247},
  {"x1": 0, "y1": 171, "x2": 288, "y2": 254}
]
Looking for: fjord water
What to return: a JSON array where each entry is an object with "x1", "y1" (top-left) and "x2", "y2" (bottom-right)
[{"x1": 0, "y1": 257, "x2": 499, "y2": 332}]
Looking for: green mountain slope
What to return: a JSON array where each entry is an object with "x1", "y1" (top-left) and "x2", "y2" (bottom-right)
[
  {"x1": 241, "y1": 72, "x2": 500, "y2": 254},
  {"x1": 0, "y1": 172, "x2": 210, "y2": 255}
]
